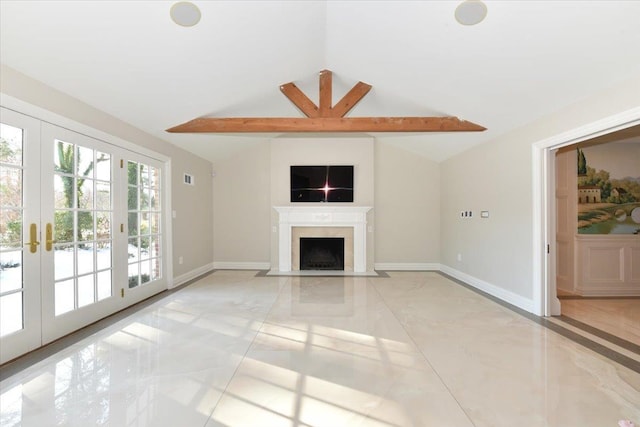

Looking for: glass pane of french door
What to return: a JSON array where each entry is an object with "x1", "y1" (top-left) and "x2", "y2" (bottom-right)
[
  {"x1": 0, "y1": 108, "x2": 41, "y2": 364},
  {"x1": 52, "y1": 139, "x2": 113, "y2": 315},
  {"x1": 0, "y1": 123, "x2": 24, "y2": 335},
  {"x1": 127, "y1": 160, "x2": 162, "y2": 289}
]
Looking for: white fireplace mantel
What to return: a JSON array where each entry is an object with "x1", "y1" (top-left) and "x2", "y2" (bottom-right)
[{"x1": 274, "y1": 206, "x2": 372, "y2": 272}]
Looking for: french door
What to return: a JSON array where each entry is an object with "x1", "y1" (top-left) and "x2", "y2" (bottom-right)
[
  {"x1": 0, "y1": 109, "x2": 41, "y2": 362},
  {"x1": 0, "y1": 108, "x2": 167, "y2": 364}
]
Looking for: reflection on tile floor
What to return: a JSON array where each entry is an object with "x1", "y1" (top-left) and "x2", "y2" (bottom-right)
[{"x1": 1, "y1": 271, "x2": 639, "y2": 426}]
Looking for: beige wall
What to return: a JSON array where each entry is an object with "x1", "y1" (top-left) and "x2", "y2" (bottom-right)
[
  {"x1": 212, "y1": 142, "x2": 271, "y2": 265},
  {"x1": 440, "y1": 74, "x2": 640, "y2": 300},
  {"x1": 374, "y1": 141, "x2": 440, "y2": 264},
  {"x1": 212, "y1": 137, "x2": 443, "y2": 270},
  {"x1": 0, "y1": 65, "x2": 214, "y2": 279}
]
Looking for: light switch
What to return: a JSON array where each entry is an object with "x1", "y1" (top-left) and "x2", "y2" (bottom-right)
[{"x1": 481, "y1": 211, "x2": 489, "y2": 218}]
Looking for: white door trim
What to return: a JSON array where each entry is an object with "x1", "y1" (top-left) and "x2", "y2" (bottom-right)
[{"x1": 532, "y1": 107, "x2": 640, "y2": 316}]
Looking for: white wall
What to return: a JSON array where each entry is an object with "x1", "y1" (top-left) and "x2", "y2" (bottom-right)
[
  {"x1": 0, "y1": 65, "x2": 214, "y2": 280},
  {"x1": 440, "y1": 74, "x2": 640, "y2": 306}
]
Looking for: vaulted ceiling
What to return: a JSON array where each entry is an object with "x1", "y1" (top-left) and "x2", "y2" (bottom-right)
[{"x1": 2, "y1": 1, "x2": 640, "y2": 163}]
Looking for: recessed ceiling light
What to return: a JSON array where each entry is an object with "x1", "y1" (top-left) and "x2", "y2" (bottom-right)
[
  {"x1": 170, "y1": 2, "x2": 201, "y2": 27},
  {"x1": 455, "y1": 0, "x2": 487, "y2": 26}
]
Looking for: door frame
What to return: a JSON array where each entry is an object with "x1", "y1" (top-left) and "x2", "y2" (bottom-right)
[{"x1": 532, "y1": 106, "x2": 640, "y2": 316}]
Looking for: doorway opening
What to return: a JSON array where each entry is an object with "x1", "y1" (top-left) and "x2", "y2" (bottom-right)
[
  {"x1": 553, "y1": 126, "x2": 640, "y2": 345},
  {"x1": 533, "y1": 106, "x2": 640, "y2": 346}
]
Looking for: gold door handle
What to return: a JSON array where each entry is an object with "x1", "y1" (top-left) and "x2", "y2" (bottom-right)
[
  {"x1": 24, "y1": 223, "x2": 40, "y2": 253},
  {"x1": 45, "y1": 223, "x2": 56, "y2": 251}
]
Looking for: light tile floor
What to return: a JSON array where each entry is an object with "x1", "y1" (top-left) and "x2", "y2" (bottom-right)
[{"x1": 1, "y1": 271, "x2": 639, "y2": 426}]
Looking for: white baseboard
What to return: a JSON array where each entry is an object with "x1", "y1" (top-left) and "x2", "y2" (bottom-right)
[
  {"x1": 171, "y1": 262, "x2": 214, "y2": 288},
  {"x1": 212, "y1": 261, "x2": 271, "y2": 270},
  {"x1": 374, "y1": 262, "x2": 440, "y2": 271},
  {"x1": 439, "y1": 264, "x2": 535, "y2": 313}
]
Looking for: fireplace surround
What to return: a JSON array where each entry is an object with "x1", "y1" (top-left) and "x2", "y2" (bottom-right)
[{"x1": 274, "y1": 206, "x2": 372, "y2": 272}]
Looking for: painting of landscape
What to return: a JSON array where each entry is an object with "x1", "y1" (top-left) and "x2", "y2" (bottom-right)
[{"x1": 577, "y1": 141, "x2": 640, "y2": 234}]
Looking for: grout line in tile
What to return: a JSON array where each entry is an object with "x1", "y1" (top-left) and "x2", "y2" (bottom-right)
[
  {"x1": 202, "y1": 274, "x2": 291, "y2": 426},
  {"x1": 367, "y1": 277, "x2": 478, "y2": 427}
]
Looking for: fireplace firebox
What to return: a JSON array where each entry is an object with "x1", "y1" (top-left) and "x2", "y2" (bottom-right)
[{"x1": 300, "y1": 238, "x2": 344, "y2": 270}]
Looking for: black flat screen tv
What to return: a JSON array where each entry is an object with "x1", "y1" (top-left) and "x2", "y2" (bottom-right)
[{"x1": 290, "y1": 165, "x2": 354, "y2": 202}]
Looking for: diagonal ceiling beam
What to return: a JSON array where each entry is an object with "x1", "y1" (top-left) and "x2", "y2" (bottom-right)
[
  {"x1": 166, "y1": 117, "x2": 486, "y2": 133},
  {"x1": 331, "y1": 81, "x2": 372, "y2": 118},
  {"x1": 279, "y1": 82, "x2": 319, "y2": 118},
  {"x1": 166, "y1": 69, "x2": 487, "y2": 134}
]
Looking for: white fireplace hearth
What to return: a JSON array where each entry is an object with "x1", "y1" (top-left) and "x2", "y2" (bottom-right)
[{"x1": 274, "y1": 206, "x2": 372, "y2": 273}]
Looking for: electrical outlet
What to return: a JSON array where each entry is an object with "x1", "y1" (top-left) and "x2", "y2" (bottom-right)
[
  {"x1": 178, "y1": 256, "x2": 183, "y2": 265},
  {"x1": 457, "y1": 253, "x2": 462, "y2": 261}
]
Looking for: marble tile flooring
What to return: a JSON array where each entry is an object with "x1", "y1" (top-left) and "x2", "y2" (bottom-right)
[{"x1": 1, "y1": 271, "x2": 639, "y2": 426}]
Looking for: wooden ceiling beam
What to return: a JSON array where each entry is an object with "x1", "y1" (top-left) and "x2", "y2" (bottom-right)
[
  {"x1": 166, "y1": 116, "x2": 486, "y2": 133},
  {"x1": 331, "y1": 81, "x2": 372, "y2": 118},
  {"x1": 279, "y1": 82, "x2": 319, "y2": 118},
  {"x1": 166, "y1": 69, "x2": 487, "y2": 134}
]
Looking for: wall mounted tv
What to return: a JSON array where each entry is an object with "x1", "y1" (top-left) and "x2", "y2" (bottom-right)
[{"x1": 290, "y1": 165, "x2": 354, "y2": 202}]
